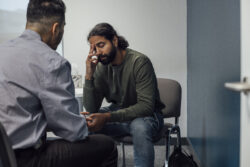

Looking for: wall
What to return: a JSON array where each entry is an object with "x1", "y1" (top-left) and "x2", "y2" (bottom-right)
[
  {"x1": 0, "y1": 0, "x2": 27, "y2": 43},
  {"x1": 0, "y1": 0, "x2": 63, "y2": 55},
  {"x1": 240, "y1": 0, "x2": 250, "y2": 166},
  {"x1": 187, "y1": 0, "x2": 240, "y2": 167},
  {"x1": 63, "y1": 0, "x2": 188, "y2": 136}
]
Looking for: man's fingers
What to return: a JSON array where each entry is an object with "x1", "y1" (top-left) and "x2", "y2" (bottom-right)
[
  {"x1": 80, "y1": 112, "x2": 90, "y2": 115},
  {"x1": 91, "y1": 55, "x2": 98, "y2": 63},
  {"x1": 87, "y1": 121, "x2": 98, "y2": 132},
  {"x1": 88, "y1": 113, "x2": 96, "y2": 118},
  {"x1": 87, "y1": 121, "x2": 94, "y2": 127},
  {"x1": 86, "y1": 117, "x2": 93, "y2": 121},
  {"x1": 89, "y1": 44, "x2": 94, "y2": 54},
  {"x1": 87, "y1": 44, "x2": 94, "y2": 61},
  {"x1": 87, "y1": 53, "x2": 94, "y2": 61},
  {"x1": 87, "y1": 52, "x2": 98, "y2": 64}
]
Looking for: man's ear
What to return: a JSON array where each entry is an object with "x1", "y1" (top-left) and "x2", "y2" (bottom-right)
[
  {"x1": 51, "y1": 22, "x2": 59, "y2": 36},
  {"x1": 113, "y1": 36, "x2": 118, "y2": 47}
]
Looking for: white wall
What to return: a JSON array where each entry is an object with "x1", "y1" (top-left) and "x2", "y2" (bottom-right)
[
  {"x1": 240, "y1": 0, "x2": 250, "y2": 166},
  {"x1": 63, "y1": 0, "x2": 187, "y2": 136}
]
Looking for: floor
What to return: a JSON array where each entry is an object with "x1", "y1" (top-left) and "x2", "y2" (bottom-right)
[
  {"x1": 116, "y1": 139, "x2": 200, "y2": 167},
  {"x1": 47, "y1": 132, "x2": 200, "y2": 167},
  {"x1": 117, "y1": 145, "x2": 166, "y2": 167}
]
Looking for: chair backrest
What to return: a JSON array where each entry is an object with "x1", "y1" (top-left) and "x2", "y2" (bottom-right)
[
  {"x1": 0, "y1": 122, "x2": 17, "y2": 167},
  {"x1": 157, "y1": 78, "x2": 182, "y2": 120}
]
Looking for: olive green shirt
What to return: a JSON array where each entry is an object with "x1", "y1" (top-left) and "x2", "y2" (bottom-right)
[{"x1": 83, "y1": 48, "x2": 165, "y2": 122}]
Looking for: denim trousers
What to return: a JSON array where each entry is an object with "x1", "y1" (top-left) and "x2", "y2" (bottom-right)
[{"x1": 98, "y1": 104, "x2": 164, "y2": 167}]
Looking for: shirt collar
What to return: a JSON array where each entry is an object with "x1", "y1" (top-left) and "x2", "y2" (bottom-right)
[{"x1": 20, "y1": 29, "x2": 42, "y2": 41}]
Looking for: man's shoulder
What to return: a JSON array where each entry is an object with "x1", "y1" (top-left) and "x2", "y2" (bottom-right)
[
  {"x1": 21, "y1": 33, "x2": 67, "y2": 70},
  {"x1": 126, "y1": 48, "x2": 150, "y2": 65},
  {"x1": 43, "y1": 50, "x2": 68, "y2": 71},
  {"x1": 25, "y1": 40, "x2": 66, "y2": 72}
]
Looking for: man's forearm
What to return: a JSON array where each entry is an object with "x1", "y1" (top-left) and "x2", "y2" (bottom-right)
[
  {"x1": 83, "y1": 79, "x2": 104, "y2": 113},
  {"x1": 110, "y1": 102, "x2": 154, "y2": 122},
  {"x1": 85, "y1": 74, "x2": 93, "y2": 80}
]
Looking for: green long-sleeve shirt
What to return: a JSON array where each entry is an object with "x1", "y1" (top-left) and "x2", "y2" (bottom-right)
[{"x1": 83, "y1": 48, "x2": 165, "y2": 122}]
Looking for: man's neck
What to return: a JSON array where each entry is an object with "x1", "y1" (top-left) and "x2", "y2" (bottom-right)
[
  {"x1": 111, "y1": 49, "x2": 126, "y2": 66},
  {"x1": 26, "y1": 25, "x2": 48, "y2": 44}
]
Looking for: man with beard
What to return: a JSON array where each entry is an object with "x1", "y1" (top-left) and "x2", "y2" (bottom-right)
[
  {"x1": 83, "y1": 23, "x2": 165, "y2": 167},
  {"x1": 0, "y1": 1, "x2": 117, "y2": 167}
]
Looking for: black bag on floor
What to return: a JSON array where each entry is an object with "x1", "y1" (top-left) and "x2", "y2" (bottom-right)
[{"x1": 168, "y1": 146, "x2": 198, "y2": 167}]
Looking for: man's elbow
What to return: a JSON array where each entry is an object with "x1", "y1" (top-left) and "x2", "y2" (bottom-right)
[{"x1": 141, "y1": 103, "x2": 155, "y2": 117}]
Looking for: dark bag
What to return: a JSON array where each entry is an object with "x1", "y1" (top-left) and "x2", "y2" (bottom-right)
[{"x1": 168, "y1": 146, "x2": 198, "y2": 167}]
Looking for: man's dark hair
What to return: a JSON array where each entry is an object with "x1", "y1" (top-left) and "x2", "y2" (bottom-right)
[
  {"x1": 27, "y1": 0, "x2": 66, "y2": 33},
  {"x1": 87, "y1": 23, "x2": 129, "y2": 50}
]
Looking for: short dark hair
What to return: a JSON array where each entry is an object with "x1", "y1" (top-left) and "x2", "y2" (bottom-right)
[
  {"x1": 87, "y1": 23, "x2": 129, "y2": 50},
  {"x1": 27, "y1": 0, "x2": 66, "y2": 32}
]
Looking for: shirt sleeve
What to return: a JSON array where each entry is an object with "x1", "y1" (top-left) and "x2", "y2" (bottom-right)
[
  {"x1": 83, "y1": 70, "x2": 105, "y2": 113},
  {"x1": 110, "y1": 57, "x2": 156, "y2": 122},
  {"x1": 39, "y1": 57, "x2": 88, "y2": 141}
]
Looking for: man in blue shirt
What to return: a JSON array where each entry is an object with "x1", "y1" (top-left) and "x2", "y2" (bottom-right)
[{"x1": 0, "y1": 0, "x2": 117, "y2": 167}]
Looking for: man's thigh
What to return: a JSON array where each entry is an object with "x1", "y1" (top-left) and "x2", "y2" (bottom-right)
[
  {"x1": 98, "y1": 105, "x2": 130, "y2": 137},
  {"x1": 98, "y1": 116, "x2": 160, "y2": 138},
  {"x1": 16, "y1": 134, "x2": 117, "y2": 167},
  {"x1": 98, "y1": 105, "x2": 163, "y2": 138},
  {"x1": 97, "y1": 122, "x2": 130, "y2": 137},
  {"x1": 130, "y1": 116, "x2": 159, "y2": 138}
]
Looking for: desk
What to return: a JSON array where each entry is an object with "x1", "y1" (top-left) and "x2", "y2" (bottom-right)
[{"x1": 75, "y1": 88, "x2": 83, "y2": 112}]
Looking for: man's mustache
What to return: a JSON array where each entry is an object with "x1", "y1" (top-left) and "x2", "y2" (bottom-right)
[
  {"x1": 98, "y1": 54, "x2": 108, "y2": 58},
  {"x1": 98, "y1": 54, "x2": 108, "y2": 61}
]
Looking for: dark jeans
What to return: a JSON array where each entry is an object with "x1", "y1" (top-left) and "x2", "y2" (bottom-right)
[{"x1": 14, "y1": 134, "x2": 117, "y2": 167}]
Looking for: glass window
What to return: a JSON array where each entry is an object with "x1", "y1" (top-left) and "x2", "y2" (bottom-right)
[{"x1": 0, "y1": 0, "x2": 64, "y2": 56}]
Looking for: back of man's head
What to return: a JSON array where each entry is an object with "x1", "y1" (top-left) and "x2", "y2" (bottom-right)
[{"x1": 26, "y1": 0, "x2": 66, "y2": 35}]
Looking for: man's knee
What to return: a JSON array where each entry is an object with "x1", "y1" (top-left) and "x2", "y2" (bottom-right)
[
  {"x1": 129, "y1": 118, "x2": 153, "y2": 139},
  {"x1": 90, "y1": 134, "x2": 117, "y2": 152},
  {"x1": 92, "y1": 134, "x2": 118, "y2": 167},
  {"x1": 102, "y1": 135, "x2": 117, "y2": 154}
]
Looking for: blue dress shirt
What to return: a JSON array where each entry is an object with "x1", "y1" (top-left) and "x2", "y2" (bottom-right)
[{"x1": 0, "y1": 30, "x2": 88, "y2": 149}]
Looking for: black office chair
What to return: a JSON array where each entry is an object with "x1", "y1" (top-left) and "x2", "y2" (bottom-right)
[
  {"x1": 0, "y1": 122, "x2": 17, "y2": 167},
  {"x1": 114, "y1": 78, "x2": 182, "y2": 167}
]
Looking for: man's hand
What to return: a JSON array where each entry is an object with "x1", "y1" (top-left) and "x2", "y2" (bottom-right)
[
  {"x1": 80, "y1": 111, "x2": 90, "y2": 120},
  {"x1": 84, "y1": 113, "x2": 111, "y2": 132},
  {"x1": 85, "y1": 44, "x2": 99, "y2": 80}
]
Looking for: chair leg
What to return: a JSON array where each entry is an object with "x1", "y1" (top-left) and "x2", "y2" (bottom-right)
[
  {"x1": 165, "y1": 129, "x2": 171, "y2": 167},
  {"x1": 164, "y1": 126, "x2": 181, "y2": 167},
  {"x1": 121, "y1": 142, "x2": 126, "y2": 167},
  {"x1": 175, "y1": 126, "x2": 181, "y2": 149}
]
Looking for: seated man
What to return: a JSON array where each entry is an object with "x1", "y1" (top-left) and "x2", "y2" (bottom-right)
[
  {"x1": 83, "y1": 22, "x2": 165, "y2": 167},
  {"x1": 0, "y1": 1, "x2": 117, "y2": 167}
]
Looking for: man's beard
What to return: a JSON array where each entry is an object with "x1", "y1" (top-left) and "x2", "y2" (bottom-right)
[{"x1": 98, "y1": 45, "x2": 117, "y2": 65}]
